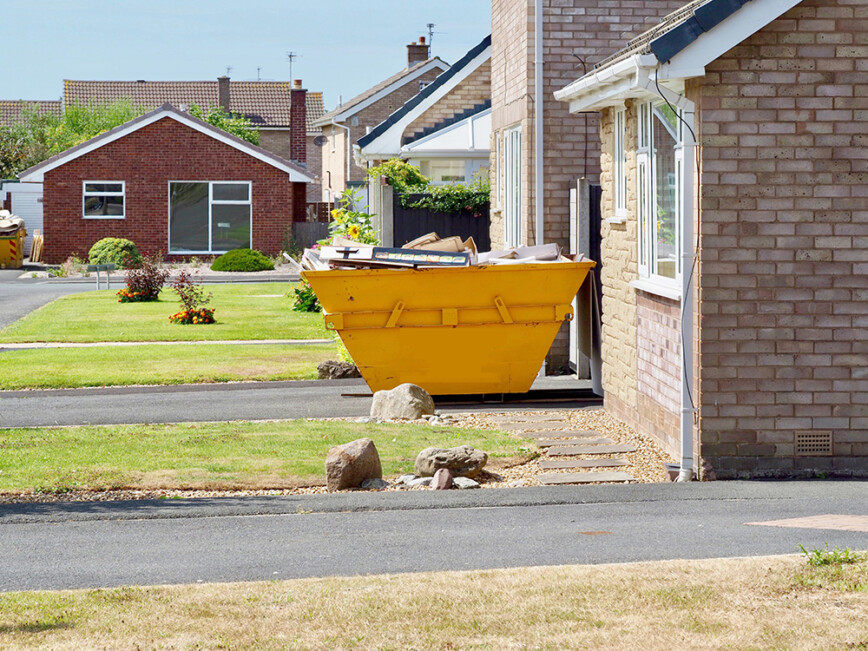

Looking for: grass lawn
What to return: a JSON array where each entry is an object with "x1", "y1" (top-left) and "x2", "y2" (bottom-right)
[
  {"x1": 0, "y1": 283, "x2": 327, "y2": 343},
  {"x1": 1, "y1": 554, "x2": 865, "y2": 649},
  {"x1": 0, "y1": 420, "x2": 531, "y2": 493},
  {"x1": 0, "y1": 343, "x2": 337, "y2": 390}
]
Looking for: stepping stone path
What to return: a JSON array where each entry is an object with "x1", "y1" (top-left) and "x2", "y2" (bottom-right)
[{"x1": 492, "y1": 412, "x2": 637, "y2": 485}]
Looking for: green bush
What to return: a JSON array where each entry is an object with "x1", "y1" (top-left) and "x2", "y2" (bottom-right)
[
  {"x1": 210, "y1": 248, "x2": 274, "y2": 272},
  {"x1": 88, "y1": 238, "x2": 142, "y2": 268}
]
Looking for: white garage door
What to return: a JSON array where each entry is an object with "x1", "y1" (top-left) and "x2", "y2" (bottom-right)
[{"x1": 8, "y1": 183, "x2": 43, "y2": 255}]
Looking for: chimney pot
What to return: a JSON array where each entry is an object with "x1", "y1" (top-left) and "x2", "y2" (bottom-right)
[
  {"x1": 293, "y1": 79, "x2": 302, "y2": 89},
  {"x1": 419, "y1": 36, "x2": 425, "y2": 44}
]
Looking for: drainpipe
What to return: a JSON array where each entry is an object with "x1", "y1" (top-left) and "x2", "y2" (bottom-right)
[
  {"x1": 534, "y1": 0, "x2": 544, "y2": 245},
  {"x1": 638, "y1": 68, "x2": 697, "y2": 481}
]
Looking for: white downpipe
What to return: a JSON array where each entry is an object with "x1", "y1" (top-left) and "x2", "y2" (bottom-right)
[
  {"x1": 534, "y1": 0, "x2": 544, "y2": 245},
  {"x1": 639, "y1": 70, "x2": 697, "y2": 481}
]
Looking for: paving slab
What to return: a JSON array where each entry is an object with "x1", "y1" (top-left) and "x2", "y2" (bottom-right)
[
  {"x1": 490, "y1": 414, "x2": 571, "y2": 423},
  {"x1": 535, "y1": 437, "x2": 613, "y2": 448},
  {"x1": 538, "y1": 458, "x2": 630, "y2": 470},
  {"x1": 518, "y1": 429, "x2": 604, "y2": 439},
  {"x1": 546, "y1": 443, "x2": 636, "y2": 457},
  {"x1": 538, "y1": 471, "x2": 635, "y2": 485}
]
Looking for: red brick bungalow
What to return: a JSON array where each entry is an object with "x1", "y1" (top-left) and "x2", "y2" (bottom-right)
[{"x1": 17, "y1": 103, "x2": 314, "y2": 263}]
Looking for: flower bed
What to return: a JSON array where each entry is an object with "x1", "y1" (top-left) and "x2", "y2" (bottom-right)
[{"x1": 168, "y1": 308, "x2": 215, "y2": 325}]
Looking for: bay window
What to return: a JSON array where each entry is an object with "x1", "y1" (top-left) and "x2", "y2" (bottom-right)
[{"x1": 637, "y1": 101, "x2": 683, "y2": 287}]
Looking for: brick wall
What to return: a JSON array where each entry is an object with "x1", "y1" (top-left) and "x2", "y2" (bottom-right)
[
  {"x1": 490, "y1": 0, "x2": 686, "y2": 370},
  {"x1": 306, "y1": 134, "x2": 323, "y2": 202},
  {"x1": 405, "y1": 60, "x2": 492, "y2": 140},
  {"x1": 692, "y1": 0, "x2": 868, "y2": 478},
  {"x1": 42, "y1": 117, "x2": 299, "y2": 263}
]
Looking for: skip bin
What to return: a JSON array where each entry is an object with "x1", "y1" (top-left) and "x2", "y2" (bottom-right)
[
  {"x1": 0, "y1": 227, "x2": 26, "y2": 269},
  {"x1": 302, "y1": 260, "x2": 596, "y2": 395}
]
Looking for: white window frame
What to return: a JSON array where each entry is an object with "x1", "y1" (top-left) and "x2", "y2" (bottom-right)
[
  {"x1": 82, "y1": 181, "x2": 125, "y2": 219},
  {"x1": 613, "y1": 108, "x2": 627, "y2": 219},
  {"x1": 167, "y1": 180, "x2": 252, "y2": 254},
  {"x1": 636, "y1": 100, "x2": 683, "y2": 293},
  {"x1": 493, "y1": 132, "x2": 501, "y2": 210},
  {"x1": 502, "y1": 125, "x2": 522, "y2": 248}
]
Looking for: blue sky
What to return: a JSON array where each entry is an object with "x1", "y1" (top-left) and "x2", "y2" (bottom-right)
[{"x1": 2, "y1": 1, "x2": 492, "y2": 110}]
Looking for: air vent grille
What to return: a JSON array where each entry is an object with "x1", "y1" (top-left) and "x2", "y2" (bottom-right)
[{"x1": 795, "y1": 432, "x2": 833, "y2": 456}]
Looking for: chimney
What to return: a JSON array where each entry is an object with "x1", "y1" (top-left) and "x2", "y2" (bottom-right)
[
  {"x1": 407, "y1": 36, "x2": 429, "y2": 67},
  {"x1": 217, "y1": 75, "x2": 231, "y2": 113},
  {"x1": 290, "y1": 79, "x2": 307, "y2": 165}
]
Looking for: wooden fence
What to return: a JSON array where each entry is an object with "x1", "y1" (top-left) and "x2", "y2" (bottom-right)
[{"x1": 393, "y1": 193, "x2": 490, "y2": 251}]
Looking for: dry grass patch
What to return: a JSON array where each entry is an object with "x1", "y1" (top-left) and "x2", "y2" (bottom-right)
[{"x1": 1, "y1": 554, "x2": 865, "y2": 650}]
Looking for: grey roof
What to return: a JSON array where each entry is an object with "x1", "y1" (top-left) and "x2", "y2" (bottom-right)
[{"x1": 18, "y1": 103, "x2": 313, "y2": 181}]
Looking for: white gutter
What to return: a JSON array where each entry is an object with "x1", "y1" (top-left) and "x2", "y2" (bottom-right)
[{"x1": 534, "y1": 0, "x2": 544, "y2": 245}]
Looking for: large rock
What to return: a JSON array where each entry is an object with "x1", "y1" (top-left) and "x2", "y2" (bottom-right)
[
  {"x1": 370, "y1": 383, "x2": 435, "y2": 420},
  {"x1": 414, "y1": 445, "x2": 488, "y2": 478},
  {"x1": 325, "y1": 438, "x2": 382, "y2": 492},
  {"x1": 317, "y1": 360, "x2": 361, "y2": 379}
]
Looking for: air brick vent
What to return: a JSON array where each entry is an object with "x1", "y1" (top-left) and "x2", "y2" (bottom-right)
[{"x1": 795, "y1": 432, "x2": 833, "y2": 456}]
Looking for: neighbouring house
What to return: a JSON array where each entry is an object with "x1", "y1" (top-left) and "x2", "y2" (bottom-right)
[
  {"x1": 356, "y1": 35, "x2": 492, "y2": 186},
  {"x1": 555, "y1": 0, "x2": 868, "y2": 478},
  {"x1": 488, "y1": 0, "x2": 687, "y2": 372},
  {"x1": 0, "y1": 99, "x2": 62, "y2": 126},
  {"x1": 63, "y1": 77, "x2": 324, "y2": 202},
  {"x1": 313, "y1": 37, "x2": 450, "y2": 202},
  {"x1": 16, "y1": 104, "x2": 313, "y2": 263}
]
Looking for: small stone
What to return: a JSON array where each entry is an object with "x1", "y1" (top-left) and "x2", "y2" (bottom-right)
[
  {"x1": 324, "y1": 438, "x2": 382, "y2": 492},
  {"x1": 360, "y1": 478, "x2": 389, "y2": 490},
  {"x1": 453, "y1": 477, "x2": 480, "y2": 489},
  {"x1": 428, "y1": 417, "x2": 443, "y2": 426},
  {"x1": 415, "y1": 445, "x2": 488, "y2": 478},
  {"x1": 408, "y1": 477, "x2": 432, "y2": 487},
  {"x1": 370, "y1": 383, "x2": 435, "y2": 420},
  {"x1": 317, "y1": 360, "x2": 362, "y2": 380},
  {"x1": 431, "y1": 468, "x2": 453, "y2": 490},
  {"x1": 395, "y1": 474, "x2": 416, "y2": 485},
  {"x1": 355, "y1": 417, "x2": 373, "y2": 424},
  {"x1": 507, "y1": 479, "x2": 525, "y2": 487}
]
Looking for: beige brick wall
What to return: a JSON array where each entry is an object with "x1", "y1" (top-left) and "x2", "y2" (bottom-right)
[
  {"x1": 305, "y1": 134, "x2": 322, "y2": 203},
  {"x1": 490, "y1": 0, "x2": 686, "y2": 370},
  {"x1": 405, "y1": 61, "x2": 492, "y2": 141},
  {"x1": 694, "y1": 0, "x2": 868, "y2": 478}
]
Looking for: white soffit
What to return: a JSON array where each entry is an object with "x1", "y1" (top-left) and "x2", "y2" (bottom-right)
[{"x1": 401, "y1": 109, "x2": 491, "y2": 156}]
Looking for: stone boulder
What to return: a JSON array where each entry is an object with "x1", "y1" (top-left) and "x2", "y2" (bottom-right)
[
  {"x1": 325, "y1": 438, "x2": 382, "y2": 492},
  {"x1": 370, "y1": 383, "x2": 435, "y2": 420},
  {"x1": 414, "y1": 445, "x2": 488, "y2": 478},
  {"x1": 317, "y1": 360, "x2": 361, "y2": 380}
]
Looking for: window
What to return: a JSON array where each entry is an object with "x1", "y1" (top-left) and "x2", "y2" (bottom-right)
[
  {"x1": 494, "y1": 133, "x2": 502, "y2": 209},
  {"x1": 613, "y1": 109, "x2": 626, "y2": 217},
  {"x1": 419, "y1": 160, "x2": 466, "y2": 184},
  {"x1": 83, "y1": 181, "x2": 124, "y2": 219},
  {"x1": 637, "y1": 101, "x2": 683, "y2": 286},
  {"x1": 169, "y1": 181, "x2": 251, "y2": 253},
  {"x1": 503, "y1": 125, "x2": 522, "y2": 248}
]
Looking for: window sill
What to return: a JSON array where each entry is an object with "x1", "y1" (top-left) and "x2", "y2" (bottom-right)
[
  {"x1": 83, "y1": 216, "x2": 125, "y2": 220},
  {"x1": 630, "y1": 278, "x2": 681, "y2": 301},
  {"x1": 605, "y1": 215, "x2": 626, "y2": 225}
]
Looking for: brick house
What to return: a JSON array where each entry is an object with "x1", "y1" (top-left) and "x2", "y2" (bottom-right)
[
  {"x1": 555, "y1": 0, "x2": 868, "y2": 478},
  {"x1": 17, "y1": 104, "x2": 313, "y2": 263},
  {"x1": 63, "y1": 77, "x2": 325, "y2": 202},
  {"x1": 356, "y1": 35, "x2": 492, "y2": 186},
  {"x1": 313, "y1": 38, "x2": 449, "y2": 202},
  {"x1": 488, "y1": 0, "x2": 687, "y2": 372}
]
